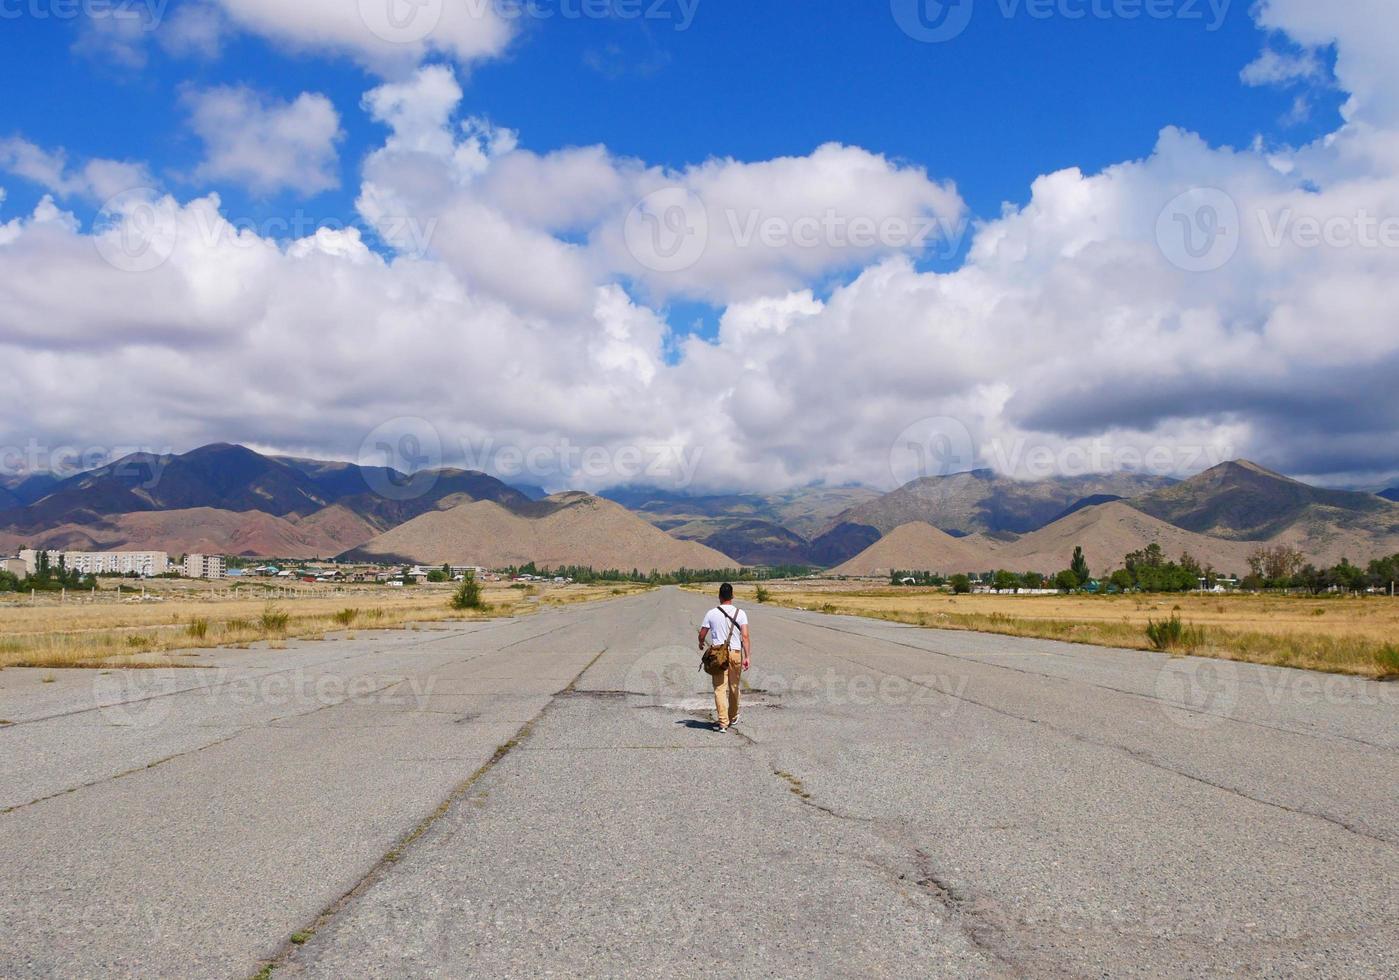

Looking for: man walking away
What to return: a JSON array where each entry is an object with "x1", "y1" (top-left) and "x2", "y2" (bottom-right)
[{"x1": 698, "y1": 583, "x2": 750, "y2": 733}]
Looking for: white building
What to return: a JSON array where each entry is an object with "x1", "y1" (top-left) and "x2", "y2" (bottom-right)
[
  {"x1": 2, "y1": 557, "x2": 27, "y2": 577},
  {"x1": 19, "y1": 549, "x2": 169, "y2": 577},
  {"x1": 17, "y1": 549, "x2": 62, "y2": 574},
  {"x1": 183, "y1": 554, "x2": 227, "y2": 580}
]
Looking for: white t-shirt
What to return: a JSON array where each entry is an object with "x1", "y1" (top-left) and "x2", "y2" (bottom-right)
[{"x1": 702, "y1": 605, "x2": 748, "y2": 650}]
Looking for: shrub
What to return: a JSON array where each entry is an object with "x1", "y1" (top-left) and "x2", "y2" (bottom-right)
[
  {"x1": 1146, "y1": 614, "x2": 1206, "y2": 653},
  {"x1": 260, "y1": 605, "x2": 290, "y2": 634},
  {"x1": 187, "y1": 618, "x2": 209, "y2": 640},
  {"x1": 333, "y1": 608, "x2": 359, "y2": 627},
  {"x1": 1378, "y1": 644, "x2": 1399, "y2": 676},
  {"x1": 451, "y1": 571, "x2": 484, "y2": 611},
  {"x1": 949, "y1": 574, "x2": 973, "y2": 595},
  {"x1": 755, "y1": 586, "x2": 772, "y2": 604}
]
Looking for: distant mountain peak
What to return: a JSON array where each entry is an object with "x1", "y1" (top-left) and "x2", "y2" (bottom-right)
[{"x1": 1209, "y1": 459, "x2": 1293, "y2": 480}]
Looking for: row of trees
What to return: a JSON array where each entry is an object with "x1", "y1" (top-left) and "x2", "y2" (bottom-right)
[
  {"x1": 891, "y1": 546, "x2": 1095, "y2": 595},
  {"x1": 1243, "y1": 547, "x2": 1398, "y2": 594},
  {"x1": 506, "y1": 563, "x2": 817, "y2": 585},
  {"x1": 891, "y1": 542, "x2": 1399, "y2": 596}
]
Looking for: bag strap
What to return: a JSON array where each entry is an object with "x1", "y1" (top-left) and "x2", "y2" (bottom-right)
[{"x1": 717, "y1": 606, "x2": 744, "y2": 651}]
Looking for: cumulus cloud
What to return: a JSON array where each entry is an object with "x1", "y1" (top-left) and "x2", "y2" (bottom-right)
[
  {"x1": 209, "y1": 0, "x2": 515, "y2": 75},
  {"x1": 184, "y1": 87, "x2": 344, "y2": 197},
  {"x1": 1241, "y1": 47, "x2": 1325, "y2": 88},
  {"x1": 0, "y1": 138, "x2": 153, "y2": 201},
  {"x1": 354, "y1": 66, "x2": 966, "y2": 310},
  {"x1": 4, "y1": 5, "x2": 1399, "y2": 492},
  {"x1": 1252, "y1": 0, "x2": 1399, "y2": 126}
]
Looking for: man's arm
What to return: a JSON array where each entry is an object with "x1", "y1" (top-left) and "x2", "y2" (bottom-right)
[
  {"x1": 698, "y1": 625, "x2": 710, "y2": 650},
  {"x1": 740, "y1": 623, "x2": 751, "y2": 670}
]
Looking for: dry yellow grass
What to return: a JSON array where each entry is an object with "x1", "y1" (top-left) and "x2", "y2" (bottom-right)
[
  {"x1": 0, "y1": 582, "x2": 651, "y2": 670},
  {"x1": 737, "y1": 584, "x2": 1399, "y2": 679}
]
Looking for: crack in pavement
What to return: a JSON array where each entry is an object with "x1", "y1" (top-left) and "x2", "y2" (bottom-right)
[
  {"x1": 796, "y1": 632, "x2": 1399, "y2": 849},
  {"x1": 0, "y1": 673, "x2": 416, "y2": 815},
  {"x1": 254, "y1": 646, "x2": 612, "y2": 978},
  {"x1": 781, "y1": 612, "x2": 1399, "y2": 754}
]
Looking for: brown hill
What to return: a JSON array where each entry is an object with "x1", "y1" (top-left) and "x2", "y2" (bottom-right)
[
  {"x1": 995, "y1": 502, "x2": 1255, "y2": 576},
  {"x1": 833, "y1": 523, "x2": 998, "y2": 577},
  {"x1": 1129, "y1": 460, "x2": 1399, "y2": 541},
  {"x1": 0, "y1": 507, "x2": 360, "y2": 558},
  {"x1": 830, "y1": 470, "x2": 1176, "y2": 538},
  {"x1": 835, "y1": 499, "x2": 1399, "y2": 580},
  {"x1": 291, "y1": 504, "x2": 381, "y2": 551},
  {"x1": 343, "y1": 493, "x2": 739, "y2": 571},
  {"x1": 810, "y1": 469, "x2": 1175, "y2": 566}
]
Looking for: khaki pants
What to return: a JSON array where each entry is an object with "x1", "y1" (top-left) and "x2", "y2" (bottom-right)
[{"x1": 710, "y1": 645, "x2": 742, "y2": 727}]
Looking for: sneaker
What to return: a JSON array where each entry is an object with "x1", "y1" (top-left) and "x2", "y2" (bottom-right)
[
  {"x1": 716, "y1": 723, "x2": 729, "y2": 733},
  {"x1": 730, "y1": 713, "x2": 741, "y2": 727}
]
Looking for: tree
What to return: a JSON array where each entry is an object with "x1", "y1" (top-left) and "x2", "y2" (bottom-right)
[
  {"x1": 1331, "y1": 558, "x2": 1367, "y2": 594},
  {"x1": 1022, "y1": 571, "x2": 1045, "y2": 590},
  {"x1": 949, "y1": 574, "x2": 973, "y2": 595},
  {"x1": 1109, "y1": 569, "x2": 1135, "y2": 593},
  {"x1": 1054, "y1": 570, "x2": 1079, "y2": 593},
  {"x1": 993, "y1": 570, "x2": 1020, "y2": 593},
  {"x1": 1178, "y1": 551, "x2": 1203, "y2": 580},
  {"x1": 450, "y1": 570, "x2": 484, "y2": 610},
  {"x1": 1070, "y1": 547, "x2": 1090, "y2": 586},
  {"x1": 1247, "y1": 546, "x2": 1305, "y2": 585}
]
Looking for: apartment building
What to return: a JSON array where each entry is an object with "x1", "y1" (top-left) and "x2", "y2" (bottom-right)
[
  {"x1": 182, "y1": 554, "x2": 227, "y2": 580},
  {"x1": 18, "y1": 549, "x2": 170, "y2": 577}
]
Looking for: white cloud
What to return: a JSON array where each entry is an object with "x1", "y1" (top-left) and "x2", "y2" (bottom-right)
[
  {"x1": 209, "y1": 0, "x2": 515, "y2": 75},
  {"x1": 184, "y1": 87, "x2": 344, "y2": 197},
  {"x1": 71, "y1": 5, "x2": 159, "y2": 68},
  {"x1": 354, "y1": 67, "x2": 966, "y2": 310},
  {"x1": 0, "y1": 138, "x2": 153, "y2": 201},
  {"x1": 1252, "y1": 0, "x2": 1399, "y2": 126},
  {"x1": 160, "y1": 2, "x2": 228, "y2": 59},
  {"x1": 1241, "y1": 47, "x2": 1324, "y2": 87}
]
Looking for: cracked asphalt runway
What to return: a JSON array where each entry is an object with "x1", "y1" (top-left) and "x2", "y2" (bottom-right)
[{"x1": 2, "y1": 586, "x2": 1396, "y2": 978}]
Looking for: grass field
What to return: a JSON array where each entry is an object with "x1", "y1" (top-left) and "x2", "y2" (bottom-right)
[
  {"x1": 0, "y1": 581, "x2": 650, "y2": 670},
  {"x1": 736, "y1": 583, "x2": 1399, "y2": 679}
]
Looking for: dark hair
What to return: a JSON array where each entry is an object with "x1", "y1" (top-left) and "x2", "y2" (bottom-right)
[{"x1": 719, "y1": 582, "x2": 734, "y2": 602}]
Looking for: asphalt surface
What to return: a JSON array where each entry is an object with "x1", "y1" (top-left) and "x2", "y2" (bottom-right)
[{"x1": 1, "y1": 586, "x2": 1396, "y2": 978}]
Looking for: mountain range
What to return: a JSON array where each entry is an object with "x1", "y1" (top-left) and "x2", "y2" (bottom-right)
[
  {"x1": 2, "y1": 444, "x2": 1396, "y2": 575},
  {"x1": 834, "y1": 462, "x2": 1399, "y2": 577}
]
